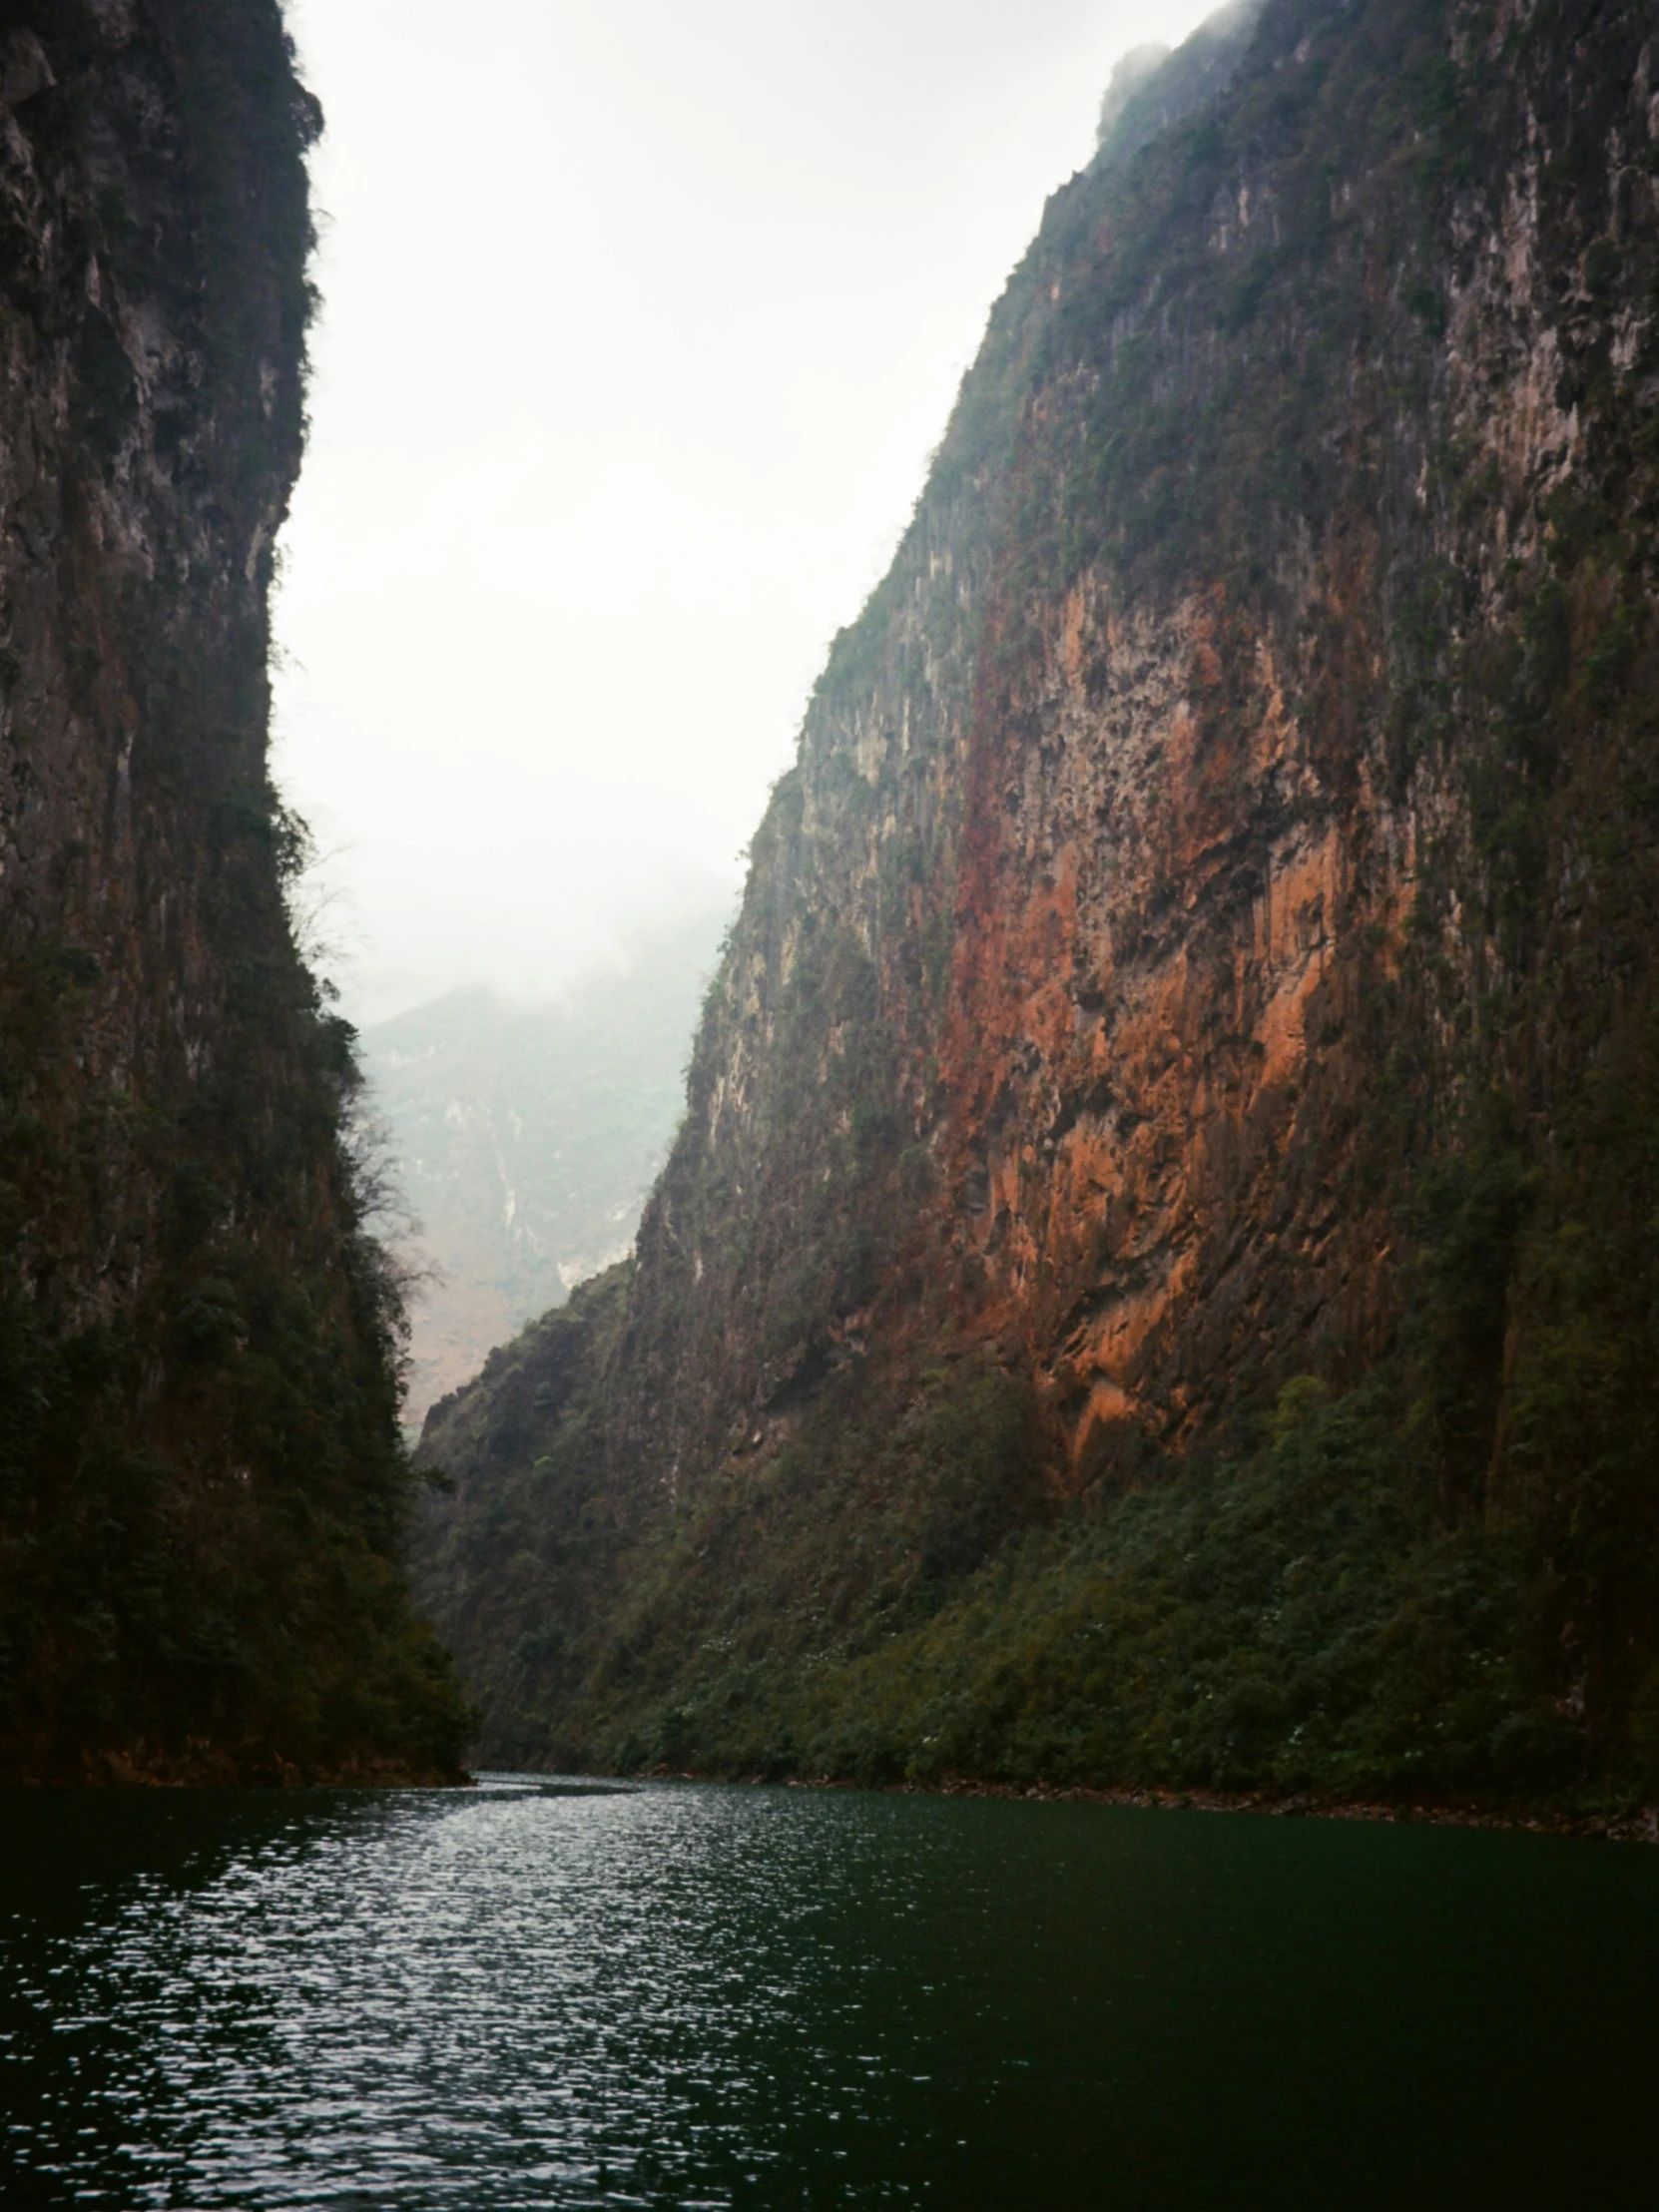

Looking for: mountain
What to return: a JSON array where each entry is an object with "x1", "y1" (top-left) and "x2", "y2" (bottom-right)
[
  {"x1": 0, "y1": 1, "x2": 465, "y2": 1782},
  {"x1": 360, "y1": 901, "x2": 731, "y2": 1425},
  {"x1": 319, "y1": 839, "x2": 737, "y2": 1033},
  {"x1": 415, "y1": 0, "x2": 1659, "y2": 1817}
]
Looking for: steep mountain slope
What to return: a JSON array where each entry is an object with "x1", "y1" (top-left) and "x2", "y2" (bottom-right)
[
  {"x1": 417, "y1": 0, "x2": 1659, "y2": 1813},
  {"x1": 0, "y1": 0, "x2": 465, "y2": 1781},
  {"x1": 361, "y1": 900, "x2": 731, "y2": 1423}
]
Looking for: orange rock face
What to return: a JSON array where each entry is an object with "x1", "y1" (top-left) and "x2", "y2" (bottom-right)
[
  {"x1": 937, "y1": 582, "x2": 1398, "y2": 1473},
  {"x1": 570, "y1": 0, "x2": 1659, "y2": 1516}
]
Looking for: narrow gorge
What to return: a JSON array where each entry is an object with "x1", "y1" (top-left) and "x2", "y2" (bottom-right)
[{"x1": 417, "y1": 0, "x2": 1659, "y2": 1816}]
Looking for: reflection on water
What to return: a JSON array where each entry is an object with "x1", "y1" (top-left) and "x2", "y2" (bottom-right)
[{"x1": 1, "y1": 1777, "x2": 1654, "y2": 2206}]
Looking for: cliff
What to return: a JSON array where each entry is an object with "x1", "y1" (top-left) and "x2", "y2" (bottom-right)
[
  {"x1": 417, "y1": 0, "x2": 1659, "y2": 1813},
  {"x1": 0, "y1": 0, "x2": 465, "y2": 1782}
]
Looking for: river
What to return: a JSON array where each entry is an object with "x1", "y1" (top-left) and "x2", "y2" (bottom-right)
[{"x1": 1, "y1": 1776, "x2": 1653, "y2": 2205}]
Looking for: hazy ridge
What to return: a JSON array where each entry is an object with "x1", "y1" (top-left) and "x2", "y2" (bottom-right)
[{"x1": 363, "y1": 898, "x2": 731, "y2": 1423}]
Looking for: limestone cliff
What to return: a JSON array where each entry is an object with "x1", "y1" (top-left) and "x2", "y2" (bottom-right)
[
  {"x1": 0, "y1": 0, "x2": 464, "y2": 1782},
  {"x1": 418, "y1": 0, "x2": 1659, "y2": 1812}
]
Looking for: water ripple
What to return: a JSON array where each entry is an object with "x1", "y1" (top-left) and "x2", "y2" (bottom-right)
[{"x1": 3, "y1": 1778, "x2": 1656, "y2": 2206}]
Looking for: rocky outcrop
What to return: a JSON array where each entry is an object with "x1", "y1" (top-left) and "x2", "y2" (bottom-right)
[
  {"x1": 418, "y1": 0, "x2": 1659, "y2": 1807},
  {"x1": 0, "y1": 0, "x2": 465, "y2": 1782}
]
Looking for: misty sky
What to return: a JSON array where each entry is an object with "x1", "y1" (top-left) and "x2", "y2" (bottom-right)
[{"x1": 275, "y1": 0, "x2": 1215, "y2": 1023}]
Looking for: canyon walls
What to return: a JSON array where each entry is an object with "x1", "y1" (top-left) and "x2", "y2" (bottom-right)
[
  {"x1": 0, "y1": 0, "x2": 464, "y2": 1780},
  {"x1": 419, "y1": 0, "x2": 1659, "y2": 1810}
]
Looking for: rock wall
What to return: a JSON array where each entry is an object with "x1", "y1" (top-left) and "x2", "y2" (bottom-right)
[
  {"x1": 0, "y1": 0, "x2": 464, "y2": 1782},
  {"x1": 419, "y1": 0, "x2": 1659, "y2": 1803},
  {"x1": 608, "y1": 0, "x2": 1643, "y2": 1487}
]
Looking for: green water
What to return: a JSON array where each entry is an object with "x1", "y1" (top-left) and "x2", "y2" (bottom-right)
[{"x1": 0, "y1": 1778, "x2": 1653, "y2": 2206}]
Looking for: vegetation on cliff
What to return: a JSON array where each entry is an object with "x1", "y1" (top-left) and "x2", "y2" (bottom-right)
[
  {"x1": 0, "y1": 0, "x2": 465, "y2": 1781},
  {"x1": 415, "y1": 1232, "x2": 1657, "y2": 1809},
  {"x1": 417, "y1": 0, "x2": 1659, "y2": 1816}
]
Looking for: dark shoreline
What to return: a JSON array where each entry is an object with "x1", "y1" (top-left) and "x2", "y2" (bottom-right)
[
  {"x1": 629, "y1": 1767, "x2": 1659, "y2": 1845},
  {"x1": 11, "y1": 1759, "x2": 1656, "y2": 1844},
  {"x1": 0, "y1": 1753, "x2": 474, "y2": 1790}
]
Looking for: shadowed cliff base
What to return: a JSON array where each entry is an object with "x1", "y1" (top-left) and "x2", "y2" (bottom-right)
[
  {"x1": 417, "y1": 1276, "x2": 1659, "y2": 1822},
  {"x1": 416, "y1": 0, "x2": 1659, "y2": 1822}
]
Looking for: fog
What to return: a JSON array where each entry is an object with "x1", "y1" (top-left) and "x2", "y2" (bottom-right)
[{"x1": 274, "y1": 0, "x2": 1215, "y2": 1025}]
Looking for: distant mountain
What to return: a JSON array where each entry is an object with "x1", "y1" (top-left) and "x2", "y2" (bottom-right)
[
  {"x1": 362, "y1": 902, "x2": 731, "y2": 1423},
  {"x1": 319, "y1": 839, "x2": 739, "y2": 1032}
]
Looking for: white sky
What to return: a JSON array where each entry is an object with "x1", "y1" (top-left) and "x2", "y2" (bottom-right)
[{"x1": 274, "y1": 0, "x2": 1216, "y2": 1024}]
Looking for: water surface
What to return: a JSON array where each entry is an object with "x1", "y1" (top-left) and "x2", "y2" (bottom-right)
[{"x1": 1, "y1": 1777, "x2": 1653, "y2": 2206}]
